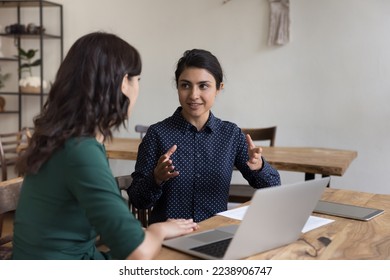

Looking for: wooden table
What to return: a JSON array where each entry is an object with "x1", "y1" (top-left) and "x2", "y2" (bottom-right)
[
  {"x1": 104, "y1": 138, "x2": 141, "y2": 160},
  {"x1": 155, "y1": 188, "x2": 390, "y2": 260},
  {"x1": 262, "y1": 146, "x2": 357, "y2": 180},
  {"x1": 104, "y1": 138, "x2": 357, "y2": 179}
]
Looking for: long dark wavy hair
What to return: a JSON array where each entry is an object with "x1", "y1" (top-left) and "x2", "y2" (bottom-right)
[{"x1": 16, "y1": 32, "x2": 142, "y2": 175}]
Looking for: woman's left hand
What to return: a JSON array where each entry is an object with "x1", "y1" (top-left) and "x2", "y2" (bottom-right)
[{"x1": 246, "y1": 134, "x2": 264, "y2": 171}]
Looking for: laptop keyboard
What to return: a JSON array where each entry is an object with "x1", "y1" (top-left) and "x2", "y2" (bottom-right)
[{"x1": 190, "y1": 238, "x2": 232, "y2": 258}]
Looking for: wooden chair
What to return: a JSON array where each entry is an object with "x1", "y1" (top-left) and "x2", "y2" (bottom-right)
[
  {"x1": 115, "y1": 175, "x2": 152, "y2": 228},
  {"x1": 240, "y1": 126, "x2": 276, "y2": 146},
  {"x1": 0, "y1": 127, "x2": 33, "y2": 181},
  {"x1": 229, "y1": 126, "x2": 277, "y2": 203},
  {"x1": 0, "y1": 132, "x2": 20, "y2": 181},
  {"x1": 0, "y1": 129, "x2": 30, "y2": 181},
  {"x1": 134, "y1": 125, "x2": 149, "y2": 139},
  {"x1": 0, "y1": 177, "x2": 23, "y2": 260}
]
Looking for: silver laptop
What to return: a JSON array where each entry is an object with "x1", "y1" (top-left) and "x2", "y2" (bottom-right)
[{"x1": 163, "y1": 177, "x2": 330, "y2": 260}]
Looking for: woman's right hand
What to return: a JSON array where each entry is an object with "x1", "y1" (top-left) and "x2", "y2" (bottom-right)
[
  {"x1": 154, "y1": 145, "x2": 180, "y2": 185},
  {"x1": 127, "y1": 218, "x2": 198, "y2": 259},
  {"x1": 160, "y1": 218, "x2": 199, "y2": 239}
]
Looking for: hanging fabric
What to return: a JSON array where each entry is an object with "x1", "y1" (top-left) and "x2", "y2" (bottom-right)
[{"x1": 268, "y1": 0, "x2": 290, "y2": 46}]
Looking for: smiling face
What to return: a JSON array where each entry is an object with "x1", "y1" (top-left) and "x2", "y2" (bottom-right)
[{"x1": 178, "y1": 67, "x2": 223, "y2": 130}]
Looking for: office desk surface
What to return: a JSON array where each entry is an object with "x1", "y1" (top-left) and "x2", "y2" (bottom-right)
[
  {"x1": 155, "y1": 188, "x2": 390, "y2": 260},
  {"x1": 104, "y1": 138, "x2": 140, "y2": 160},
  {"x1": 262, "y1": 146, "x2": 357, "y2": 176},
  {"x1": 104, "y1": 138, "x2": 357, "y2": 177}
]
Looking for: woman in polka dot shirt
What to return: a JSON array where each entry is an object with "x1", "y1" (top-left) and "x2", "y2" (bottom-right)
[{"x1": 128, "y1": 49, "x2": 281, "y2": 224}]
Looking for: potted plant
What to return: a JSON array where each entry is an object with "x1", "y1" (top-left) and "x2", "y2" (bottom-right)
[
  {"x1": 17, "y1": 47, "x2": 47, "y2": 94},
  {"x1": 0, "y1": 66, "x2": 10, "y2": 112},
  {"x1": 0, "y1": 65, "x2": 10, "y2": 90}
]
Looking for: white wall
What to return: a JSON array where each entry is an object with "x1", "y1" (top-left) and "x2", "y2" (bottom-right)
[{"x1": 2, "y1": 0, "x2": 390, "y2": 194}]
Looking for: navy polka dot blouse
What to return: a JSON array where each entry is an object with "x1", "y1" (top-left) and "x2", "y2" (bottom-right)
[{"x1": 128, "y1": 107, "x2": 281, "y2": 223}]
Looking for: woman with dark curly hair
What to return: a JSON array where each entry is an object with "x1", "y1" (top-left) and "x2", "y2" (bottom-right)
[{"x1": 13, "y1": 32, "x2": 198, "y2": 260}]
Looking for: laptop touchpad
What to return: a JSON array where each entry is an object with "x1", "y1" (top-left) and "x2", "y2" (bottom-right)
[{"x1": 190, "y1": 230, "x2": 234, "y2": 243}]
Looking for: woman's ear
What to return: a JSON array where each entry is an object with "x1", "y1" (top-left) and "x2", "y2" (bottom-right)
[
  {"x1": 217, "y1": 82, "x2": 224, "y2": 95},
  {"x1": 121, "y1": 74, "x2": 129, "y2": 94}
]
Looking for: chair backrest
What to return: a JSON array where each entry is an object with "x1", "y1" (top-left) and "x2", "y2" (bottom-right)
[
  {"x1": 0, "y1": 127, "x2": 33, "y2": 181},
  {"x1": 229, "y1": 126, "x2": 277, "y2": 204},
  {"x1": 134, "y1": 125, "x2": 149, "y2": 139},
  {"x1": 22, "y1": 127, "x2": 33, "y2": 140},
  {"x1": 115, "y1": 175, "x2": 151, "y2": 228},
  {"x1": 0, "y1": 130, "x2": 27, "y2": 181},
  {"x1": 0, "y1": 176, "x2": 23, "y2": 260},
  {"x1": 241, "y1": 126, "x2": 277, "y2": 147}
]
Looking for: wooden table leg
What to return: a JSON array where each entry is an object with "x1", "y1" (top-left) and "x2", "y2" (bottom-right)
[{"x1": 305, "y1": 173, "x2": 315, "y2": 181}]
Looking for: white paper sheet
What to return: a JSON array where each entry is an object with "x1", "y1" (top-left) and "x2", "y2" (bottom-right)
[
  {"x1": 301, "y1": 215, "x2": 334, "y2": 233},
  {"x1": 217, "y1": 206, "x2": 334, "y2": 233}
]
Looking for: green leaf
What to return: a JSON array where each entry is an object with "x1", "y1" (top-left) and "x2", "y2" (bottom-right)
[
  {"x1": 26, "y1": 49, "x2": 38, "y2": 59},
  {"x1": 18, "y1": 48, "x2": 38, "y2": 59},
  {"x1": 20, "y1": 63, "x2": 31, "y2": 69},
  {"x1": 30, "y1": 59, "x2": 42, "y2": 67},
  {"x1": 18, "y1": 48, "x2": 28, "y2": 57}
]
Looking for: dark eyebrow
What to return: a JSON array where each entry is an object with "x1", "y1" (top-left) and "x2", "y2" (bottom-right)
[{"x1": 179, "y1": 79, "x2": 212, "y2": 84}]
